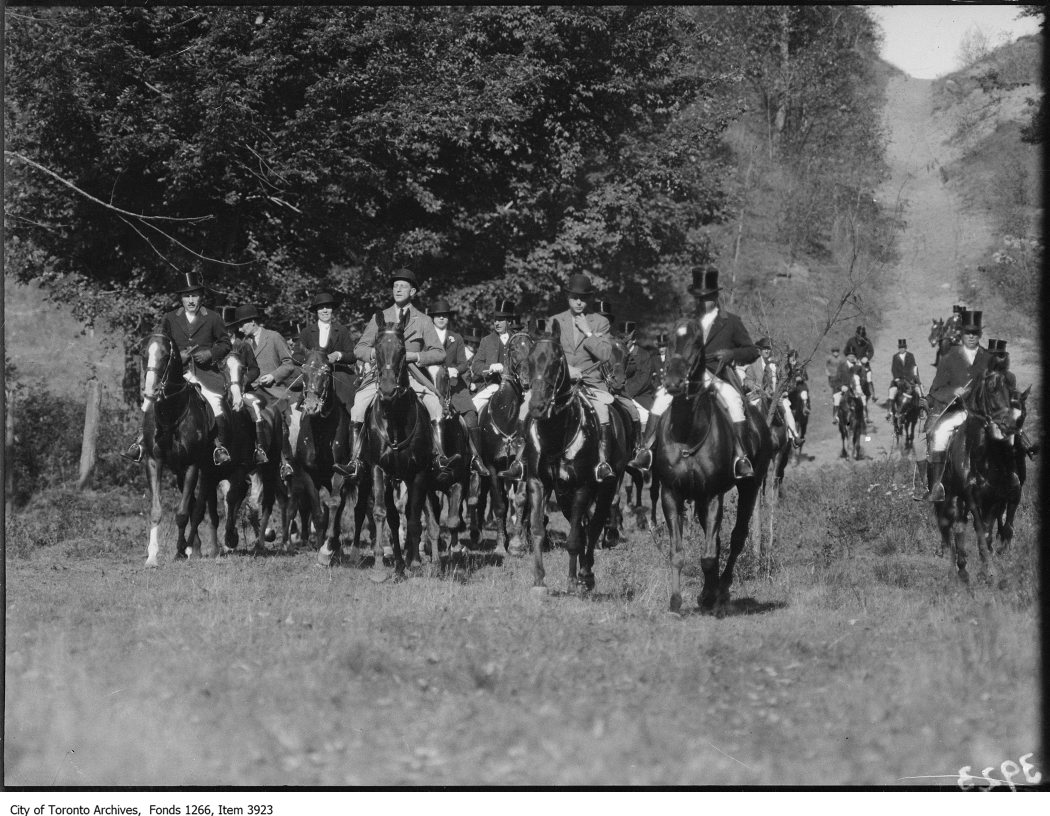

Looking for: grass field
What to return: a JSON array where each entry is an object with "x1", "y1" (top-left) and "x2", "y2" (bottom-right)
[{"x1": 4, "y1": 455, "x2": 1040, "y2": 787}]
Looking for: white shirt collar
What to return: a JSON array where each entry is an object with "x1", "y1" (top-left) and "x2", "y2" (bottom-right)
[
  {"x1": 498, "y1": 332, "x2": 509, "y2": 343},
  {"x1": 435, "y1": 328, "x2": 447, "y2": 344}
]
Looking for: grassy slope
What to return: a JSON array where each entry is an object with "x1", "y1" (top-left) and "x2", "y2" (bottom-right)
[{"x1": 3, "y1": 456, "x2": 1040, "y2": 786}]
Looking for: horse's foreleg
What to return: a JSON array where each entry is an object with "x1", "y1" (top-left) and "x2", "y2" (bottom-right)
[
  {"x1": 383, "y1": 477, "x2": 406, "y2": 575},
  {"x1": 445, "y1": 482, "x2": 464, "y2": 555},
  {"x1": 965, "y1": 490, "x2": 997, "y2": 584},
  {"x1": 175, "y1": 464, "x2": 201, "y2": 559},
  {"x1": 662, "y1": 485, "x2": 686, "y2": 613},
  {"x1": 199, "y1": 473, "x2": 221, "y2": 558},
  {"x1": 722, "y1": 483, "x2": 760, "y2": 610},
  {"x1": 697, "y1": 496, "x2": 722, "y2": 612},
  {"x1": 145, "y1": 457, "x2": 163, "y2": 567},
  {"x1": 223, "y1": 474, "x2": 250, "y2": 553},
  {"x1": 528, "y1": 477, "x2": 548, "y2": 591},
  {"x1": 404, "y1": 476, "x2": 428, "y2": 571}
]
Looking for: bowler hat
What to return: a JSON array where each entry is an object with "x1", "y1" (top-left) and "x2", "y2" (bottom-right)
[
  {"x1": 564, "y1": 273, "x2": 595, "y2": 297},
  {"x1": 494, "y1": 299, "x2": 516, "y2": 318},
  {"x1": 390, "y1": 268, "x2": 418, "y2": 287},
  {"x1": 309, "y1": 291, "x2": 341, "y2": 310},
  {"x1": 175, "y1": 271, "x2": 207, "y2": 295},
  {"x1": 229, "y1": 304, "x2": 263, "y2": 327},
  {"x1": 687, "y1": 266, "x2": 720, "y2": 298},
  {"x1": 463, "y1": 330, "x2": 482, "y2": 345},
  {"x1": 961, "y1": 309, "x2": 983, "y2": 332},
  {"x1": 756, "y1": 337, "x2": 772, "y2": 350},
  {"x1": 594, "y1": 300, "x2": 614, "y2": 319},
  {"x1": 898, "y1": 338, "x2": 907, "y2": 349},
  {"x1": 621, "y1": 321, "x2": 637, "y2": 336},
  {"x1": 427, "y1": 298, "x2": 453, "y2": 316},
  {"x1": 656, "y1": 332, "x2": 669, "y2": 347}
]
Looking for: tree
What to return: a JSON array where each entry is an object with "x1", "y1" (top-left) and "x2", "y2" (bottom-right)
[{"x1": 957, "y1": 26, "x2": 992, "y2": 69}]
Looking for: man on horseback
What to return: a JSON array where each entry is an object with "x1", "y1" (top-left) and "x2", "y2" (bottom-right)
[
  {"x1": 227, "y1": 304, "x2": 296, "y2": 479},
  {"x1": 886, "y1": 338, "x2": 923, "y2": 421},
  {"x1": 744, "y1": 338, "x2": 803, "y2": 448},
  {"x1": 294, "y1": 291, "x2": 359, "y2": 475},
  {"x1": 344, "y1": 269, "x2": 451, "y2": 479},
  {"x1": 627, "y1": 266, "x2": 760, "y2": 479},
  {"x1": 470, "y1": 298, "x2": 518, "y2": 414},
  {"x1": 501, "y1": 272, "x2": 618, "y2": 481},
  {"x1": 844, "y1": 326, "x2": 875, "y2": 423},
  {"x1": 623, "y1": 321, "x2": 660, "y2": 431},
  {"x1": 913, "y1": 309, "x2": 992, "y2": 501},
  {"x1": 427, "y1": 298, "x2": 487, "y2": 475},
  {"x1": 120, "y1": 271, "x2": 233, "y2": 466},
  {"x1": 829, "y1": 348, "x2": 853, "y2": 425},
  {"x1": 988, "y1": 339, "x2": 1039, "y2": 460}
]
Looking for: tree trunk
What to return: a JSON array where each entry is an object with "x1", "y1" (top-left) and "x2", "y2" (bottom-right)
[
  {"x1": 4, "y1": 384, "x2": 14, "y2": 504},
  {"x1": 77, "y1": 376, "x2": 102, "y2": 491}
]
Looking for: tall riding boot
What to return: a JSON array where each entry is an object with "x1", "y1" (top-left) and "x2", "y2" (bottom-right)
[
  {"x1": 832, "y1": 402, "x2": 839, "y2": 425},
  {"x1": 627, "y1": 412, "x2": 660, "y2": 471},
  {"x1": 120, "y1": 431, "x2": 145, "y2": 463},
  {"x1": 254, "y1": 419, "x2": 270, "y2": 465},
  {"x1": 731, "y1": 420, "x2": 754, "y2": 479},
  {"x1": 466, "y1": 423, "x2": 487, "y2": 476},
  {"x1": 213, "y1": 415, "x2": 232, "y2": 466},
  {"x1": 912, "y1": 459, "x2": 929, "y2": 501},
  {"x1": 334, "y1": 421, "x2": 364, "y2": 478},
  {"x1": 432, "y1": 420, "x2": 460, "y2": 471},
  {"x1": 595, "y1": 422, "x2": 614, "y2": 481},
  {"x1": 926, "y1": 452, "x2": 947, "y2": 502}
]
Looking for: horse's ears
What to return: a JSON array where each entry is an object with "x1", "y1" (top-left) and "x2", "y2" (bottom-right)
[
  {"x1": 550, "y1": 319, "x2": 561, "y2": 340},
  {"x1": 1021, "y1": 385, "x2": 1032, "y2": 400},
  {"x1": 373, "y1": 311, "x2": 384, "y2": 329}
]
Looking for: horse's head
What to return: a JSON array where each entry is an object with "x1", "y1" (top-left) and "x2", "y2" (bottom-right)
[
  {"x1": 838, "y1": 389, "x2": 856, "y2": 426},
  {"x1": 1013, "y1": 384, "x2": 1031, "y2": 429},
  {"x1": 603, "y1": 336, "x2": 629, "y2": 393},
  {"x1": 141, "y1": 333, "x2": 183, "y2": 406},
  {"x1": 223, "y1": 344, "x2": 250, "y2": 411},
  {"x1": 505, "y1": 330, "x2": 535, "y2": 387},
  {"x1": 661, "y1": 322, "x2": 703, "y2": 397},
  {"x1": 525, "y1": 320, "x2": 569, "y2": 419},
  {"x1": 373, "y1": 311, "x2": 409, "y2": 402},
  {"x1": 967, "y1": 370, "x2": 1017, "y2": 441},
  {"x1": 300, "y1": 347, "x2": 332, "y2": 416},
  {"x1": 928, "y1": 318, "x2": 944, "y2": 347}
]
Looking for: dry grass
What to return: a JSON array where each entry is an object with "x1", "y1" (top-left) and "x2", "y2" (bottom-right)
[{"x1": 4, "y1": 456, "x2": 1040, "y2": 787}]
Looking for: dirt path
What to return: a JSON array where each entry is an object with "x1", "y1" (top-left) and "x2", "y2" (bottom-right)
[{"x1": 794, "y1": 75, "x2": 1039, "y2": 470}]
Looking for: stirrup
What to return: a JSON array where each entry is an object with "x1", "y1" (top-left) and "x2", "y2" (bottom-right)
[
  {"x1": 927, "y1": 482, "x2": 945, "y2": 502},
  {"x1": 733, "y1": 456, "x2": 754, "y2": 479},
  {"x1": 499, "y1": 461, "x2": 525, "y2": 481},
  {"x1": 120, "y1": 443, "x2": 143, "y2": 463},
  {"x1": 470, "y1": 456, "x2": 487, "y2": 476},
  {"x1": 333, "y1": 460, "x2": 357, "y2": 477},
  {"x1": 594, "y1": 461, "x2": 614, "y2": 481},
  {"x1": 627, "y1": 448, "x2": 652, "y2": 472},
  {"x1": 254, "y1": 445, "x2": 269, "y2": 465},
  {"x1": 213, "y1": 446, "x2": 231, "y2": 466},
  {"x1": 279, "y1": 460, "x2": 294, "y2": 480}
]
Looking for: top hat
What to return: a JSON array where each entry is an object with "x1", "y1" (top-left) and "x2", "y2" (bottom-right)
[
  {"x1": 756, "y1": 337, "x2": 772, "y2": 350},
  {"x1": 988, "y1": 339, "x2": 1007, "y2": 355},
  {"x1": 533, "y1": 318, "x2": 551, "y2": 335},
  {"x1": 389, "y1": 268, "x2": 418, "y2": 287},
  {"x1": 427, "y1": 298, "x2": 453, "y2": 316},
  {"x1": 656, "y1": 332, "x2": 669, "y2": 347},
  {"x1": 687, "y1": 266, "x2": 720, "y2": 298},
  {"x1": 961, "y1": 309, "x2": 983, "y2": 332},
  {"x1": 463, "y1": 330, "x2": 482, "y2": 345},
  {"x1": 831, "y1": 346, "x2": 840, "y2": 352},
  {"x1": 856, "y1": 326, "x2": 867, "y2": 337},
  {"x1": 564, "y1": 273, "x2": 595, "y2": 297},
  {"x1": 845, "y1": 349, "x2": 857, "y2": 358},
  {"x1": 594, "y1": 300, "x2": 614, "y2": 319},
  {"x1": 175, "y1": 271, "x2": 207, "y2": 295},
  {"x1": 309, "y1": 291, "x2": 341, "y2": 310},
  {"x1": 953, "y1": 304, "x2": 965, "y2": 313},
  {"x1": 620, "y1": 321, "x2": 637, "y2": 336},
  {"x1": 221, "y1": 305, "x2": 238, "y2": 327},
  {"x1": 494, "y1": 299, "x2": 516, "y2": 318},
  {"x1": 229, "y1": 304, "x2": 262, "y2": 327},
  {"x1": 898, "y1": 338, "x2": 907, "y2": 349}
]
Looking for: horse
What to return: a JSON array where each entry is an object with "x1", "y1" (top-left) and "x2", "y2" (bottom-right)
[
  {"x1": 216, "y1": 344, "x2": 290, "y2": 554},
  {"x1": 522, "y1": 321, "x2": 629, "y2": 593},
  {"x1": 891, "y1": 379, "x2": 921, "y2": 452},
  {"x1": 354, "y1": 312, "x2": 436, "y2": 576},
  {"x1": 471, "y1": 329, "x2": 535, "y2": 554},
  {"x1": 932, "y1": 370, "x2": 1019, "y2": 583},
  {"x1": 837, "y1": 389, "x2": 865, "y2": 460},
  {"x1": 140, "y1": 333, "x2": 220, "y2": 566},
  {"x1": 600, "y1": 334, "x2": 637, "y2": 548},
  {"x1": 290, "y1": 348, "x2": 371, "y2": 565},
  {"x1": 928, "y1": 318, "x2": 955, "y2": 366},
  {"x1": 786, "y1": 377, "x2": 809, "y2": 465},
  {"x1": 989, "y1": 384, "x2": 1031, "y2": 550},
  {"x1": 425, "y1": 364, "x2": 472, "y2": 559},
  {"x1": 654, "y1": 324, "x2": 774, "y2": 614}
]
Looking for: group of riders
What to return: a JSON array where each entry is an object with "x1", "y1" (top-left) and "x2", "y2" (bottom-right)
[{"x1": 120, "y1": 269, "x2": 1036, "y2": 506}]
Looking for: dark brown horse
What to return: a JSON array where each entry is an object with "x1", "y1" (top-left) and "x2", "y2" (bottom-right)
[
  {"x1": 891, "y1": 379, "x2": 921, "y2": 452},
  {"x1": 472, "y1": 329, "x2": 535, "y2": 554},
  {"x1": 426, "y1": 364, "x2": 471, "y2": 558},
  {"x1": 217, "y1": 345, "x2": 290, "y2": 554},
  {"x1": 140, "y1": 333, "x2": 219, "y2": 565},
  {"x1": 654, "y1": 323, "x2": 774, "y2": 614},
  {"x1": 786, "y1": 377, "x2": 809, "y2": 465},
  {"x1": 356, "y1": 312, "x2": 435, "y2": 576},
  {"x1": 928, "y1": 318, "x2": 956, "y2": 366},
  {"x1": 289, "y1": 348, "x2": 371, "y2": 565},
  {"x1": 599, "y1": 334, "x2": 637, "y2": 548},
  {"x1": 523, "y1": 322, "x2": 629, "y2": 593},
  {"x1": 837, "y1": 389, "x2": 865, "y2": 460},
  {"x1": 989, "y1": 384, "x2": 1031, "y2": 550},
  {"x1": 932, "y1": 370, "x2": 1019, "y2": 583}
]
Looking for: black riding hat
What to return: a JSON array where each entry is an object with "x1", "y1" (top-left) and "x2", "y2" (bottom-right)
[
  {"x1": 565, "y1": 273, "x2": 595, "y2": 297},
  {"x1": 961, "y1": 310, "x2": 983, "y2": 332},
  {"x1": 756, "y1": 337, "x2": 772, "y2": 350},
  {"x1": 988, "y1": 339, "x2": 1007, "y2": 355},
  {"x1": 175, "y1": 271, "x2": 207, "y2": 295},
  {"x1": 390, "y1": 268, "x2": 419, "y2": 287},
  {"x1": 227, "y1": 304, "x2": 263, "y2": 327},
  {"x1": 309, "y1": 291, "x2": 341, "y2": 310},
  {"x1": 494, "y1": 299, "x2": 516, "y2": 318},
  {"x1": 688, "y1": 265, "x2": 720, "y2": 298},
  {"x1": 594, "y1": 300, "x2": 614, "y2": 319},
  {"x1": 621, "y1": 321, "x2": 637, "y2": 336},
  {"x1": 427, "y1": 298, "x2": 453, "y2": 316},
  {"x1": 898, "y1": 339, "x2": 907, "y2": 348},
  {"x1": 656, "y1": 332, "x2": 669, "y2": 347}
]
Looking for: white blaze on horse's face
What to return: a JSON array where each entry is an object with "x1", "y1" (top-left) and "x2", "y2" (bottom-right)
[
  {"x1": 226, "y1": 355, "x2": 243, "y2": 410},
  {"x1": 143, "y1": 338, "x2": 164, "y2": 401}
]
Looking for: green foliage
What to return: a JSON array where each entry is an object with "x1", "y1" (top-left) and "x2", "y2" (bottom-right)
[
  {"x1": 6, "y1": 6, "x2": 734, "y2": 338},
  {"x1": 985, "y1": 234, "x2": 1043, "y2": 318}
]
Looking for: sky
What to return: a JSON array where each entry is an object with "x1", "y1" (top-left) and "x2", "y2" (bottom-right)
[{"x1": 870, "y1": 5, "x2": 1042, "y2": 79}]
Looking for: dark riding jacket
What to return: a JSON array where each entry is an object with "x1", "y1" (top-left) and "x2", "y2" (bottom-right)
[
  {"x1": 844, "y1": 334, "x2": 874, "y2": 361},
  {"x1": 470, "y1": 331, "x2": 511, "y2": 384},
  {"x1": 295, "y1": 319, "x2": 358, "y2": 408},
  {"x1": 159, "y1": 306, "x2": 231, "y2": 393},
  {"x1": 623, "y1": 343, "x2": 659, "y2": 410},
  {"x1": 927, "y1": 344, "x2": 991, "y2": 414},
  {"x1": 890, "y1": 350, "x2": 920, "y2": 384},
  {"x1": 438, "y1": 329, "x2": 476, "y2": 415},
  {"x1": 678, "y1": 309, "x2": 759, "y2": 377}
]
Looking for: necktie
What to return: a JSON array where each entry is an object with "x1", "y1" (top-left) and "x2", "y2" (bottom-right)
[{"x1": 399, "y1": 307, "x2": 407, "y2": 323}]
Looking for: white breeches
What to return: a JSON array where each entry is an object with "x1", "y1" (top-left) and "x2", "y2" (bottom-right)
[
  {"x1": 243, "y1": 393, "x2": 265, "y2": 422},
  {"x1": 182, "y1": 371, "x2": 224, "y2": 418},
  {"x1": 351, "y1": 379, "x2": 441, "y2": 422},
  {"x1": 472, "y1": 383, "x2": 499, "y2": 412},
  {"x1": 518, "y1": 387, "x2": 613, "y2": 423},
  {"x1": 929, "y1": 410, "x2": 967, "y2": 452},
  {"x1": 633, "y1": 400, "x2": 649, "y2": 426},
  {"x1": 781, "y1": 397, "x2": 799, "y2": 437},
  {"x1": 649, "y1": 372, "x2": 745, "y2": 423}
]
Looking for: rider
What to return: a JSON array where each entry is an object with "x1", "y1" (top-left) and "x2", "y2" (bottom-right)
[
  {"x1": 988, "y1": 339, "x2": 1039, "y2": 460},
  {"x1": 744, "y1": 338, "x2": 802, "y2": 448},
  {"x1": 627, "y1": 265, "x2": 760, "y2": 479},
  {"x1": 120, "y1": 271, "x2": 233, "y2": 466},
  {"x1": 886, "y1": 338, "x2": 923, "y2": 421},
  {"x1": 227, "y1": 304, "x2": 296, "y2": 479},
  {"x1": 500, "y1": 272, "x2": 616, "y2": 482},
  {"x1": 294, "y1": 291, "x2": 358, "y2": 476},
  {"x1": 844, "y1": 326, "x2": 875, "y2": 422},
  {"x1": 427, "y1": 297, "x2": 487, "y2": 475},
  {"x1": 785, "y1": 348, "x2": 810, "y2": 413},
  {"x1": 469, "y1": 298, "x2": 518, "y2": 415},
  {"x1": 829, "y1": 348, "x2": 852, "y2": 424},
  {"x1": 592, "y1": 303, "x2": 647, "y2": 465},
  {"x1": 344, "y1": 269, "x2": 451, "y2": 479},
  {"x1": 622, "y1": 321, "x2": 660, "y2": 431},
  {"x1": 913, "y1": 309, "x2": 992, "y2": 501}
]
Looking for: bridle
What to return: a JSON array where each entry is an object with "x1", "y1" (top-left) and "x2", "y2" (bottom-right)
[
  {"x1": 301, "y1": 353, "x2": 333, "y2": 416},
  {"x1": 375, "y1": 329, "x2": 409, "y2": 401},
  {"x1": 143, "y1": 333, "x2": 189, "y2": 403},
  {"x1": 529, "y1": 339, "x2": 573, "y2": 420}
]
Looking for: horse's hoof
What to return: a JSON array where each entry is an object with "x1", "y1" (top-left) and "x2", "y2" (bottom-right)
[
  {"x1": 316, "y1": 550, "x2": 333, "y2": 567},
  {"x1": 670, "y1": 593, "x2": 683, "y2": 614},
  {"x1": 145, "y1": 558, "x2": 158, "y2": 569},
  {"x1": 369, "y1": 572, "x2": 391, "y2": 584},
  {"x1": 530, "y1": 585, "x2": 548, "y2": 598}
]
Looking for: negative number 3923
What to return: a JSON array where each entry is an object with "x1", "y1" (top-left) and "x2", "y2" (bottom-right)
[{"x1": 958, "y1": 753, "x2": 1041, "y2": 791}]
